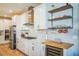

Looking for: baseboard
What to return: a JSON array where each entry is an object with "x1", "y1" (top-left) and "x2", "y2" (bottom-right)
[{"x1": 16, "y1": 48, "x2": 28, "y2": 56}]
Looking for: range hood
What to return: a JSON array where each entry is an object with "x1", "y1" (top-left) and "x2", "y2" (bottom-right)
[{"x1": 23, "y1": 6, "x2": 34, "y2": 26}]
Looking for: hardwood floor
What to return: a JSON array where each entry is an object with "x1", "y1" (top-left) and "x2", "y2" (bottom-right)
[{"x1": 0, "y1": 43, "x2": 25, "y2": 56}]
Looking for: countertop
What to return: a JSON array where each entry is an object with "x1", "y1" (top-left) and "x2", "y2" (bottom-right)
[{"x1": 42, "y1": 40, "x2": 73, "y2": 49}]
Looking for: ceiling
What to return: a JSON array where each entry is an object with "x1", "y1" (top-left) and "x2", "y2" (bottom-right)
[{"x1": 0, "y1": 3, "x2": 40, "y2": 17}]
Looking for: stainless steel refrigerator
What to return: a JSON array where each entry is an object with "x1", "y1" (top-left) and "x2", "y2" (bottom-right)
[{"x1": 10, "y1": 25, "x2": 16, "y2": 49}]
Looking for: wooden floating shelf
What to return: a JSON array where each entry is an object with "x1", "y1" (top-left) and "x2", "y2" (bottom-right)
[
  {"x1": 48, "y1": 16, "x2": 72, "y2": 21},
  {"x1": 48, "y1": 26, "x2": 72, "y2": 29},
  {"x1": 48, "y1": 4, "x2": 73, "y2": 13},
  {"x1": 42, "y1": 40, "x2": 73, "y2": 49}
]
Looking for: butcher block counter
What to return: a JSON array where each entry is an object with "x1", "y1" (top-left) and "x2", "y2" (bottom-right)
[{"x1": 42, "y1": 40, "x2": 73, "y2": 49}]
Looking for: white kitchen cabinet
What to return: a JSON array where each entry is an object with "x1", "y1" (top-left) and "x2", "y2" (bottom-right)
[
  {"x1": 28, "y1": 40, "x2": 34, "y2": 56},
  {"x1": 23, "y1": 39, "x2": 29, "y2": 55},
  {"x1": 21, "y1": 39, "x2": 29, "y2": 55},
  {"x1": 35, "y1": 41, "x2": 46, "y2": 56},
  {"x1": 34, "y1": 4, "x2": 48, "y2": 30},
  {"x1": 32, "y1": 41, "x2": 41, "y2": 56},
  {"x1": 16, "y1": 34, "x2": 46, "y2": 56},
  {"x1": 0, "y1": 20, "x2": 5, "y2": 43},
  {"x1": 14, "y1": 13, "x2": 28, "y2": 55},
  {"x1": 0, "y1": 36, "x2": 5, "y2": 43},
  {"x1": 27, "y1": 40, "x2": 39, "y2": 56},
  {"x1": 15, "y1": 4, "x2": 48, "y2": 56},
  {"x1": 35, "y1": 43, "x2": 46, "y2": 56},
  {"x1": 0, "y1": 20, "x2": 5, "y2": 30},
  {"x1": 33, "y1": 4, "x2": 49, "y2": 55},
  {"x1": 16, "y1": 38, "x2": 23, "y2": 50},
  {"x1": 28, "y1": 37, "x2": 46, "y2": 56},
  {"x1": 40, "y1": 44, "x2": 46, "y2": 56},
  {"x1": 16, "y1": 38, "x2": 29, "y2": 55},
  {"x1": 23, "y1": 39, "x2": 42, "y2": 56}
]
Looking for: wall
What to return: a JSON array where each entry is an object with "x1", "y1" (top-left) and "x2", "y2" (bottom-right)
[
  {"x1": 34, "y1": 3, "x2": 79, "y2": 56},
  {"x1": 46, "y1": 3, "x2": 79, "y2": 56}
]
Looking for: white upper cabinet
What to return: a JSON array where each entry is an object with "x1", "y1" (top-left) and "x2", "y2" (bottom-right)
[
  {"x1": 0, "y1": 20, "x2": 5, "y2": 30},
  {"x1": 34, "y1": 4, "x2": 48, "y2": 30}
]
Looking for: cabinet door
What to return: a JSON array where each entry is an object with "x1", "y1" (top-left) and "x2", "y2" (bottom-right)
[
  {"x1": 40, "y1": 44, "x2": 46, "y2": 56},
  {"x1": 33, "y1": 40, "x2": 45, "y2": 56},
  {"x1": 16, "y1": 38, "x2": 29, "y2": 55},
  {"x1": 16, "y1": 38, "x2": 23, "y2": 51},
  {"x1": 34, "y1": 4, "x2": 48, "y2": 30},
  {"x1": 0, "y1": 20, "x2": 5, "y2": 30},
  {"x1": 27, "y1": 40, "x2": 41, "y2": 56},
  {"x1": 34, "y1": 5, "x2": 40, "y2": 29},
  {"x1": 28, "y1": 40, "x2": 34, "y2": 56},
  {"x1": 22, "y1": 39, "x2": 29, "y2": 55},
  {"x1": 33, "y1": 42, "x2": 41, "y2": 56}
]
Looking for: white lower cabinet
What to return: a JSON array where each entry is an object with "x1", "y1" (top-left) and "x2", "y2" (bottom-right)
[
  {"x1": 32, "y1": 41, "x2": 45, "y2": 56},
  {"x1": 0, "y1": 36, "x2": 5, "y2": 42},
  {"x1": 28, "y1": 40, "x2": 34, "y2": 56},
  {"x1": 27, "y1": 40, "x2": 45, "y2": 56},
  {"x1": 33, "y1": 42, "x2": 41, "y2": 56},
  {"x1": 27, "y1": 40, "x2": 40, "y2": 56},
  {"x1": 40, "y1": 44, "x2": 46, "y2": 56},
  {"x1": 16, "y1": 38, "x2": 22, "y2": 50},
  {"x1": 27, "y1": 40, "x2": 46, "y2": 56},
  {"x1": 16, "y1": 38, "x2": 28, "y2": 55},
  {"x1": 23, "y1": 39, "x2": 29, "y2": 55},
  {"x1": 17, "y1": 38, "x2": 46, "y2": 56}
]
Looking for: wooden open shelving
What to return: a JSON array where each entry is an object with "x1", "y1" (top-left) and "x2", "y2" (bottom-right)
[
  {"x1": 48, "y1": 4, "x2": 73, "y2": 13},
  {"x1": 48, "y1": 26, "x2": 72, "y2": 29},
  {"x1": 48, "y1": 4, "x2": 73, "y2": 29},
  {"x1": 48, "y1": 16, "x2": 72, "y2": 21}
]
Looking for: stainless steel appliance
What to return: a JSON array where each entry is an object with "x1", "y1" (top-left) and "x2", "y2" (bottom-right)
[{"x1": 10, "y1": 25, "x2": 16, "y2": 49}]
